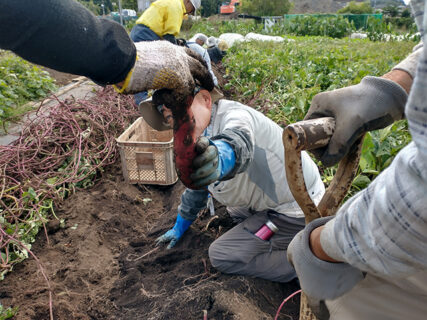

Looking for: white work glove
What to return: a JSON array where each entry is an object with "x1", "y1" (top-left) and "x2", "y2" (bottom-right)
[
  {"x1": 287, "y1": 216, "x2": 365, "y2": 320},
  {"x1": 117, "y1": 41, "x2": 214, "y2": 110},
  {"x1": 305, "y1": 76, "x2": 407, "y2": 166}
]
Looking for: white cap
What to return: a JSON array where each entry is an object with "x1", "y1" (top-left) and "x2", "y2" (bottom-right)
[
  {"x1": 190, "y1": 33, "x2": 208, "y2": 44},
  {"x1": 207, "y1": 36, "x2": 218, "y2": 48},
  {"x1": 189, "y1": 0, "x2": 201, "y2": 10}
]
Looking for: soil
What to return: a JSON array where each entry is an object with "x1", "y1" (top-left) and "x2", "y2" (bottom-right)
[
  {"x1": 0, "y1": 63, "x2": 301, "y2": 320},
  {"x1": 0, "y1": 164, "x2": 300, "y2": 320}
]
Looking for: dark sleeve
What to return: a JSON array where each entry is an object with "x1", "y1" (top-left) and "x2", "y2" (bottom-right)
[
  {"x1": 177, "y1": 188, "x2": 209, "y2": 221},
  {"x1": 0, "y1": 0, "x2": 136, "y2": 85},
  {"x1": 207, "y1": 46, "x2": 225, "y2": 63},
  {"x1": 162, "y1": 34, "x2": 177, "y2": 45}
]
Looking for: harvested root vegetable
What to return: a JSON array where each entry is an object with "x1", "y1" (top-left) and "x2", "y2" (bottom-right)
[
  {"x1": 153, "y1": 77, "x2": 214, "y2": 190},
  {"x1": 171, "y1": 90, "x2": 214, "y2": 190},
  {"x1": 173, "y1": 106, "x2": 198, "y2": 189},
  {"x1": 153, "y1": 90, "x2": 198, "y2": 189}
]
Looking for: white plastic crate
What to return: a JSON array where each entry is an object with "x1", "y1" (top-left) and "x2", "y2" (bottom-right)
[{"x1": 116, "y1": 117, "x2": 177, "y2": 185}]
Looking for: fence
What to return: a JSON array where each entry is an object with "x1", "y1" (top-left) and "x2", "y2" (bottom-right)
[{"x1": 283, "y1": 13, "x2": 383, "y2": 29}]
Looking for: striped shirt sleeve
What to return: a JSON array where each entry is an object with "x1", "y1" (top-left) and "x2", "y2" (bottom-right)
[{"x1": 320, "y1": 0, "x2": 427, "y2": 277}]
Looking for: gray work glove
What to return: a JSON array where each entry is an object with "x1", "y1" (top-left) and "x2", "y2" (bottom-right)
[
  {"x1": 305, "y1": 76, "x2": 408, "y2": 166},
  {"x1": 190, "y1": 137, "x2": 236, "y2": 188},
  {"x1": 117, "y1": 41, "x2": 214, "y2": 110},
  {"x1": 287, "y1": 216, "x2": 365, "y2": 320}
]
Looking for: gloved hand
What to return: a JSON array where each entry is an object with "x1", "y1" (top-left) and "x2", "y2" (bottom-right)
[
  {"x1": 287, "y1": 216, "x2": 365, "y2": 320},
  {"x1": 190, "y1": 136, "x2": 236, "y2": 188},
  {"x1": 162, "y1": 34, "x2": 177, "y2": 45},
  {"x1": 155, "y1": 214, "x2": 193, "y2": 249},
  {"x1": 115, "y1": 41, "x2": 214, "y2": 110},
  {"x1": 305, "y1": 76, "x2": 408, "y2": 167}
]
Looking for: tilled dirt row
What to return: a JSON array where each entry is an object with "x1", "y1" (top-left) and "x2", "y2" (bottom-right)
[{"x1": 0, "y1": 164, "x2": 300, "y2": 320}]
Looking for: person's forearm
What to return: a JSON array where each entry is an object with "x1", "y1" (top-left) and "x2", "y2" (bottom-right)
[
  {"x1": 318, "y1": 153, "x2": 427, "y2": 277},
  {"x1": 177, "y1": 188, "x2": 209, "y2": 221},
  {"x1": 0, "y1": 0, "x2": 136, "y2": 85},
  {"x1": 309, "y1": 225, "x2": 339, "y2": 263},
  {"x1": 210, "y1": 108, "x2": 256, "y2": 181},
  {"x1": 309, "y1": 48, "x2": 420, "y2": 261},
  {"x1": 310, "y1": 1, "x2": 427, "y2": 276},
  {"x1": 382, "y1": 69, "x2": 413, "y2": 94},
  {"x1": 386, "y1": 44, "x2": 424, "y2": 94}
]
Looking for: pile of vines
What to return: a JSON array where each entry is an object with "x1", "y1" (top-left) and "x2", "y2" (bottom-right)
[{"x1": 0, "y1": 87, "x2": 139, "y2": 279}]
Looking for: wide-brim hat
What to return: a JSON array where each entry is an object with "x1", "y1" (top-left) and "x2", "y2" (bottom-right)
[{"x1": 139, "y1": 87, "x2": 223, "y2": 131}]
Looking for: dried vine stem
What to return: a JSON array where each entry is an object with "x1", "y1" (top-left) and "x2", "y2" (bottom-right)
[{"x1": 0, "y1": 87, "x2": 139, "y2": 318}]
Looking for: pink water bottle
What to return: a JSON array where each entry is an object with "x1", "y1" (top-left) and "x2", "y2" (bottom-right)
[{"x1": 254, "y1": 220, "x2": 279, "y2": 240}]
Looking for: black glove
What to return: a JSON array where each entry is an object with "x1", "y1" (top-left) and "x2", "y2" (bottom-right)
[
  {"x1": 305, "y1": 76, "x2": 407, "y2": 167},
  {"x1": 162, "y1": 34, "x2": 177, "y2": 45},
  {"x1": 176, "y1": 38, "x2": 188, "y2": 47}
]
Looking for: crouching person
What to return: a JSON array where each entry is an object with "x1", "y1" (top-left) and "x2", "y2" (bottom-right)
[{"x1": 151, "y1": 88, "x2": 325, "y2": 282}]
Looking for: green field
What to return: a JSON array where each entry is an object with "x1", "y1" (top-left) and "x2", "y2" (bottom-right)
[
  {"x1": 221, "y1": 36, "x2": 414, "y2": 195},
  {"x1": 223, "y1": 37, "x2": 414, "y2": 123}
]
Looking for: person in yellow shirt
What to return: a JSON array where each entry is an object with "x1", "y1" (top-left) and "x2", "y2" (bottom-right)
[
  {"x1": 130, "y1": 0, "x2": 200, "y2": 45},
  {"x1": 130, "y1": 0, "x2": 200, "y2": 104}
]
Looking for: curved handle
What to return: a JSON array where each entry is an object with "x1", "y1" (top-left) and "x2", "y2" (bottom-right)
[{"x1": 283, "y1": 117, "x2": 363, "y2": 223}]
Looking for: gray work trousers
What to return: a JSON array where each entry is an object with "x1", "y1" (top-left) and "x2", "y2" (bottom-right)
[{"x1": 208, "y1": 207, "x2": 305, "y2": 283}]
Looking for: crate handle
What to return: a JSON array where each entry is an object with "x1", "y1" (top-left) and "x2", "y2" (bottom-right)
[{"x1": 126, "y1": 128, "x2": 136, "y2": 141}]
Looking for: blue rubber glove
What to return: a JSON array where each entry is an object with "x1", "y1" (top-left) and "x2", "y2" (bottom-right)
[
  {"x1": 191, "y1": 136, "x2": 236, "y2": 188},
  {"x1": 155, "y1": 214, "x2": 193, "y2": 249}
]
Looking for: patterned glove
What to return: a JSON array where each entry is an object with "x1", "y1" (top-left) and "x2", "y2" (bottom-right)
[{"x1": 115, "y1": 41, "x2": 214, "y2": 110}]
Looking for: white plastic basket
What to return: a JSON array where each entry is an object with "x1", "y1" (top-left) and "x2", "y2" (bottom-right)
[{"x1": 116, "y1": 117, "x2": 177, "y2": 185}]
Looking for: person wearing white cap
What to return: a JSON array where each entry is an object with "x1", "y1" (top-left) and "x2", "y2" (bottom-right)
[
  {"x1": 189, "y1": 0, "x2": 201, "y2": 11},
  {"x1": 189, "y1": 33, "x2": 208, "y2": 46},
  {"x1": 207, "y1": 36, "x2": 219, "y2": 48},
  {"x1": 187, "y1": 33, "x2": 218, "y2": 86}
]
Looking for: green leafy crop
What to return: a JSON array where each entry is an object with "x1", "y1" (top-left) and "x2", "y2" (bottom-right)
[
  {"x1": 0, "y1": 52, "x2": 56, "y2": 128},
  {"x1": 222, "y1": 37, "x2": 415, "y2": 193},
  {"x1": 279, "y1": 16, "x2": 355, "y2": 38},
  {"x1": 223, "y1": 38, "x2": 414, "y2": 122},
  {"x1": 0, "y1": 304, "x2": 17, "y2": 320}
]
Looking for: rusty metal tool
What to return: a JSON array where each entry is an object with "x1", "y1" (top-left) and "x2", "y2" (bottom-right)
[{"x1": 283, "y1": 117, "x2": 364, "y2": 320}]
